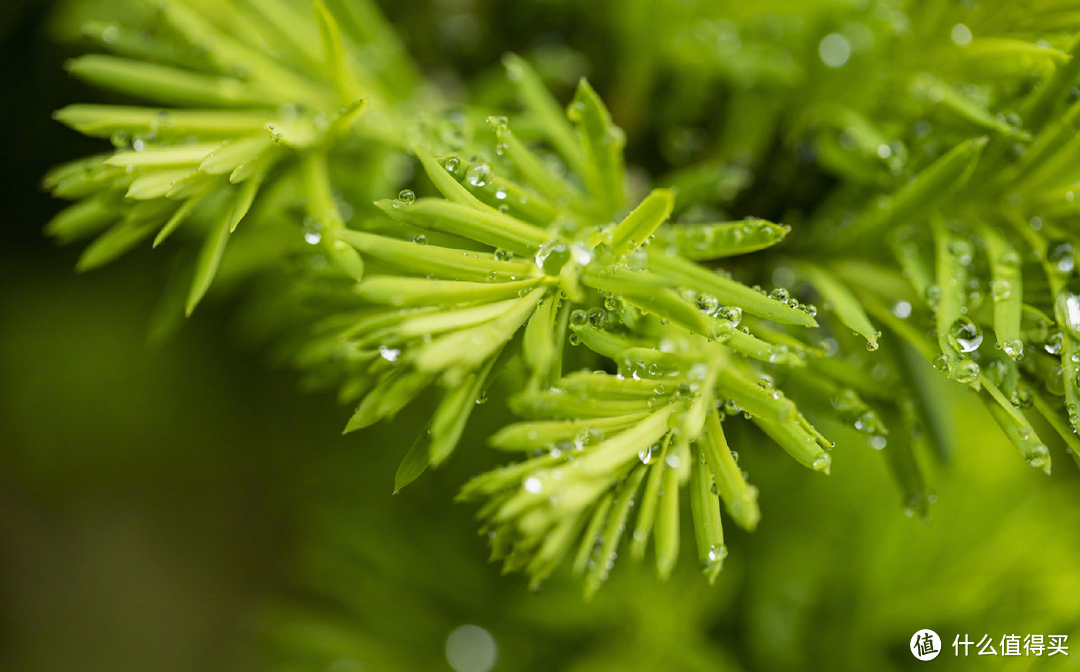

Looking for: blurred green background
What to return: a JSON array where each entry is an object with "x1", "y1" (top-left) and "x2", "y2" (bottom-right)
[{"x1": 3, "y1": 1, "x2": 1080, "y2": 671}]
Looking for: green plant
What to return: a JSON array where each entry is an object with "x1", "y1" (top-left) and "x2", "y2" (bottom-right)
[{"x1": 43, "y1": 0, "x2": 1080, "y2": 600}]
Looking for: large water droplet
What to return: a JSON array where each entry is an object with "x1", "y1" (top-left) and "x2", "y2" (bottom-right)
[
  {"x1": 1002, "y1": 339, "x2": 1023, "y2": 359},
  {"x1": 1056, "y1": 276, "x2": 1080, "y2": 340},
  {"x1": 535, "y1": 239, "x2": 570, "y2": 275},
  {"x1": 818, "y1": 33, "x2": 851, "y2": 68},
  {"x1": 1048, "y1": 240, "x2": 1075, "y2": 274},
  {"x1": 953, "y1": 360, "x2": 980, "y2": 384},
  {"x1": 1045, "y1": 330, "x2": 1065, "y2": 355},
  {"x1": 948, "y1": 317, "x2": 983, "y2": 353},
  {"x1": 466, "y1": 161, "x2": 494, "y2": 187}
]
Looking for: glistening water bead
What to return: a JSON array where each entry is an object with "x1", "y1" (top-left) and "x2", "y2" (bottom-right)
[
  {"x1": 948, "y1": 317, "x2": 983, "y2": 353},
  {"x1": 1048, "y1": 240, "x2": 1075, "y2": 274},
  {"x1": 1057, "y1": 276, "x2": 1080, "y2": 340},
  {"x1": 466, "y1": 161, "x2": 494, "y2": 187}
]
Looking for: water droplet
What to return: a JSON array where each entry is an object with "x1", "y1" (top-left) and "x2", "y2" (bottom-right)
[
  {"x1": 948, "y1": 317, "x2": 983, "y2": 353},
  {"x1": 1048, "y1": 240, "x2": 1075, "y2": 274},
  {"x1": 1056, "y1": 276, "x2": 1080, "y2": 339},
  {"x1": 476, "y1": 391, "x2": 488, "y2": 405},
  {"x1": 413, "y1": 234, "x2": 427, "y2": 245},
  {"x1": 1045, "y1": 330, "x2": 1065, "y2": 355},
  {"x1": 587, "y1": 308, "x2": 608, "y2": 329},
  {"x1": 991, "y1": 279, "x2": 1013, "y2": 301},
  {"x1": 397, "y1": 189, "x2": 415, "y2": 205},
  {"x1": 892, "y1": 300, "x2": 912, "y2": 319},
  {"x1": 445, "y1": 624, "x2": 497, "y2": 672},
  {"x1": 378, "y1": 346, "x2": 400, "y2": 362},
  {"x1": 303, "y1": 220, "x2": 323, "y2": 245},
  {"x1": 494, "y1": 248, "x2": 512, "y2": 262},
  {"x1": 466, "y1": 161, "x2": 494, "y2": 187},
  {"x1": 1027, "y1": 444, "x2": 1051, "y2": 472},
  {"x1": 1046, "y1": 365, "x2": 1066, "y2": 396},
  {"x1": 697, "y1": 294, "x2": 719, "y2": 313},
  {"x1": 523, "y1": 477, "x2": 542, "y2": 494},
  {"x1": 950, "y1": 23, "x2": 972, "y2": 46},
  {"x1": 569, "y1": 309, "x2": 588, "y2": 327},
  {"x1": 954, "y1": 360, "x2": 980, "y2": 384},
  {"x1": 818, "y1": 33, "x2": 851, "y2": 68},
  {"x1": 717, "y1": 306, "x2": 742, "y2": 325},
  {"x1": 769, "y1": 287, "x2": 789, "y2": 302},
  {"x1": 535, "y1": 239, "x2": 570, "y2": 275},
  {"x1": 1002, "y1": 339, "x2": 1023, "y2": 358},
  {"x1": 706, "y1": 544, "x2": 727, "y2": 563}
]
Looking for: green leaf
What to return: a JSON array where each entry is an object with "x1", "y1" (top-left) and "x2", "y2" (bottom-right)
[
  {"x1": 979, "y1": 223, "x2": 1024, "y2": 357},
  {"x1": 798, "y1": 262, "x2": 879, "y2": 349},
  {"x1": 981, "y1": 377, "x2": 1051, "y2": 473},
  {"x1": 700, "y1": 409, "x2": 759, "y2": 531},
  {"x1": 186, "y1": 207, "x2": 232, "y2": 315},
  {"x1": 489, "y1": 414, "x2": 650, "y2": 451},
  {"x1": 953, "y1": 38, "x2": 1069, "y2": 81},
  {"x1": 76, "y1": 216, "x2": 158, "y2": 272},
  {"x1": 502, "y1": 54, "x2": 587, "y2": 178},
  {"x1": 583, "y1": 467, "x2": 645, "y2": 599},
  {"x1": 355, "y1": 276, "x2": 542, "y2": 308},
  {"x1": 653, "y1": 444, "x2": 682, "y2": 580},
  {"x1": 752, "y1": 414, "x2": 832, "y2": 473},
  {"x1": 375, "y1": 199, "x2": 550, "y2": 255},
  {"x1": 429, "y1": 353, "x2": 500, "y2": 466},
  {"x1": 412, "y1": 289, "x2": 546, "y2": 376},
  {"x1": 45, "y1": 195, "x2": 119, "y2": 244},
  {"x1": 153, "y1": 186, "x2": 212, "y2": 247},
  {"x1": 413, "y1": 146, "x2": 493, "y2": 212},
  {"x1": 313, "y1": 0, "x2": 361, "y2": 103},
  {"x1": 629, "y1": 435, "x2": 671, "y2": 560},
  {"x1": 607, "y1": 188, "x2": 674, "y2": 251},
  {"x1": 345, "y1": 369, "x2": 435, "y2": 433},
  {"x1": 522, "y1": 294, "x2": 561, "y2": 384},
  {"x1": 105, "y1": 143, "x2": 218, "y2": 168},
  {"x1": 158, "y1": 0, "x2": 330, "y2": 106},
  {"x1": 824, "y1": 136, "x2": 987, "y2": 250},
  {"x1": 53, "y1": 105, "x2": 272, "y2": 138},
  {"x1": 489, "y1": 116, "x2": 581, "y2": 207},
  {"x1": 648, "y1": 253, "x2": 818, "y2": 327},
  {"x1": 932, "y1": 217, "x2": 978, "y2": 384},
  {"x1": 572, "y1": 493, "x2": 614, "y2": 576},
  {"x1": 394, "y1": 423, "x2": 434, "y2": 494},
  {"x1": 568, "y1": 78, "x2": 625, "y2": 219},
  {"x1": 126, "y1": 169, "x2": 198, "y2": 200},
  {"x1": 338, "y1": 230, "x2": 531, "y2": 282},
  {"x1": 65, "y1": 55, "x2": 271, "y2": 107},
  {"x1": 659, "y1": 218, "x2": 788, "y2": 260},
  {"x1": 689, "y1": 446, "x2": 725, "y2": 584},
  {"x1": 1031, "y1": 390, "x2": 1080, "y2": 471},
  {"x1": 198, "y1": 136, "x2": 272, "y2": 175},
  {"x1": 912, "y1": 73, "x2": 1030, "y2": 139},
  {"x1": 229, "y1": 174, "x2": 262, "y2": 232}
]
